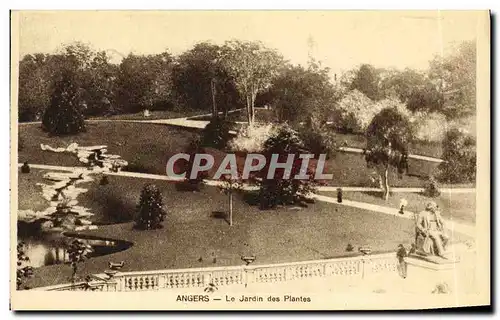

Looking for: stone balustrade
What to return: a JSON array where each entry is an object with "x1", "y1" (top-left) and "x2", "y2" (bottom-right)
[{"x1": 34, "y1": 252, "x2": 404, "y2": 292}]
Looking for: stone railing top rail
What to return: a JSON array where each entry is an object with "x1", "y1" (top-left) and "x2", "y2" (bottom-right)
[{"x1": 117, "y1": 252, "x2": 397, "y2": 277}]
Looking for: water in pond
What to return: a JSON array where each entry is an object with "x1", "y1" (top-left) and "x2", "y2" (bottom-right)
[{"x1": 19, "y1": 232, "x2": 132, "y2": 268}]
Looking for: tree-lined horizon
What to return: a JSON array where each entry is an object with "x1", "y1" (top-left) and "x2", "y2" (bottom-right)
[{"x1": 18, "y1": 39, "x2": 476, "y2": 128}]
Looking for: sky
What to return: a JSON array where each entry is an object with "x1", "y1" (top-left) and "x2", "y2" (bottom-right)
[{"x1": 15, "y1": 11, "x2": 483, "y2": 75}]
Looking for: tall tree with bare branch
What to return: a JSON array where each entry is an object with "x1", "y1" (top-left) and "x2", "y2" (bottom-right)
[{"x1": 220, "y1": 40, "x2": 284, "y2": 125}]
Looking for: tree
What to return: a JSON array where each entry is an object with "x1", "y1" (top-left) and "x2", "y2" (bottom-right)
[
  {"x1": 18, "y1": 54, "x2": 52, "y2": 121},
  {"x1": 299, "y1": 118, "x2": 337, "y2": 159},
  {"x1": 350, "y1": 64, "x2": 382, "y2": 100},
  {"x1": 59, "y1": 42, "x2": 118, "y2": 117},
  {"x1": 438, "y1": 128, "x2": 476, "y2": 183},
  {"x1": 67, "y1": 239, "x2": 92, "y2": 282},
  {"x1": 365, "y1": 107, "x2": 413, "y2": 200},
  {"x1": 172, "y1": 42, "x2": 240, "y2": 116},
  {"x1": 116, "y1": 52, "x2": 174, "y2": 113},
  {"x1": 336, "y1": 89, "x2": 374, "y2": 133},
  {"x1": 269, "y1": 62, "x2": 338, "y2": 125},
  {"x1": 220, "y1": 40, "x2": 284, "y2": 125},
  {"x1": 218, "y1": 175, "x2": 243, "y2": 226},
  {"x1": 135, "y1": 184, "x2": 167, "y2": 230},
  {"x1": 42, "y1": 66, "x2": 86, "y2": 135},
  {"x1": 378, "y1": 68, "x2": 441, "y2": 113},
  {"x1": 201, "y1": 117, "x2": 232, "y2": 150},
  {"x1": 428, "y1": 40, "x2": 476, "y2": 119},
  {"x1": 83, "y1": 51, "x2": 118, "y2": 116},
  {"x1": 17, "y1": 242, "x2": 34, "y2": 290}
]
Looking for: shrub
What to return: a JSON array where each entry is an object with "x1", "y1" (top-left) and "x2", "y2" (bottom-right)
[
  {"x1": 438, "y1": 128, "x2": 476, "y2": 183},
  {"x1": 201, "y1": 117, "x2": 232, "y2": 150},
  {"x1": 67, "y1": 239, "x2": 92, "y2": 282},
  {"x1": 99, "y1": 176, "x2": 109, "y2": 186},
  {"x1": 42, "y1": 69, "x2": 85, "y2": 135},
  {"x1": 299, "y1": 120, "x2": 337, "y2": 159},
  {"x1": 228, "y1": 123, "x2": 276, "y2": 153},
  {"x1": 21, "y1": 162, "x2": 30, "y2": 174},
  {"x1": 135, "y1": 184, "x2": 166, "y2": 230},
  {"x1": 17, "y1": 242, "x2": 34, "y2": 290},
  {"x1": 123, "y1": 158, "x2": 154, "y2": 174},
  {"x1": 412, "y1": 112, "x2": 448, "y2": 142},
  {"x1": 422, "y1": 175, "x2": 441, "y2": 198},
  {"x1": 258, "y1": 125, "x2": 317, "y2": 209},
  {"x1": 337, "y1": 94, "x2": 412, "y2": 135},
  {"x1": 336, "y1": 89, "x2": 374, "y2": 133},
  {"x1": 262, "y1": 124, "x2": 303, "y2": 154}
]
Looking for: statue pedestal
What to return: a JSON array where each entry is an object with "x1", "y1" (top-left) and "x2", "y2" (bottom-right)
[
  {"x1": 408, "y1": 241, "x2": 470, "y2": 270},
  {"x1": 403, "y1": 243, "x2": 476, "y2": 295},
  {"x1": 406, "y1": 253, "x2": 460, "y2": 270}
]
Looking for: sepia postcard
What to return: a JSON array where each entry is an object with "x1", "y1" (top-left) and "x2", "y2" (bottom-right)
[{"x1": 10, "y1": 10, "x2": 490, "y2": 310}]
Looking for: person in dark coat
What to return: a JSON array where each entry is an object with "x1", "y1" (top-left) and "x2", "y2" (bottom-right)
[{"x1": 396, "y1": 244, "x2": 408, "y2": 279}]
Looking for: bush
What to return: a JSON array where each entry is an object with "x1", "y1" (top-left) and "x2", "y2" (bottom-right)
[
  {"x1": 17, "y1": 242, "x2": 34, "y2": 290},
  {"x1": 42, "y1": 69, "x2": 85, "y2": 135},
  {"x1": 336, "y1": 89, "x2": 374, "y2": 133},
  {"x1": 412, "y1": 112, "x2": 448, "y2": 143},
  {"x1": 422, "y1": 175, "x2": 441, "y2": 198},
  {"x1": 123, "y1": 157, "x2": 155, "y2": 174},
  {"x1": 200, "y1": 117, "x2": 232, "y2": 150},
  {"x1": 299, "y1": 121, "x2": 337, "y2": 159},
  {"x1": 229, "y1": 123, "x2": 276, "y2": 153},
  {"x1": 438, "y1": 128, "x2": 476, "y2": 183},
  {"x1": 258, "y1": 125, "x2": 316, "y2": 209},
  {"x1": 135, "y1": 184, "x2": 166, "y2": 230},
  {"x1": 262, "y1": 124, "x2": 303, "y2": 154}
]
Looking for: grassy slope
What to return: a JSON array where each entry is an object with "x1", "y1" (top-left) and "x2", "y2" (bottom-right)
[
  {"x1": 319, "y1": 190, "x2": 476, "y2": 225},
  {"x1": 19, "y1": 122, "x2": 197, "y2": 174},
  {"x1": 19, "y1": 122, "x2": 449, "y2": 188},
  {"x1": 18, "y1": 169, "x2": 50, "y2": 212},
  {"x1": 323, "y1": 152, "x2": 439, "y2": 188},
  {"x1": 20, "y1": 170, "x2": 473, "y2": 288}
]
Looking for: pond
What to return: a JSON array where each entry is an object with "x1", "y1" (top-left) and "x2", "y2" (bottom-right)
[{"x1": 19, "y1": 231, "x2": 132, "y2": 268}]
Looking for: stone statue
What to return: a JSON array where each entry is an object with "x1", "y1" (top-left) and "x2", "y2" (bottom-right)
[{"x1": 414, "y1": 201, "x2": 449, "y2": 259}]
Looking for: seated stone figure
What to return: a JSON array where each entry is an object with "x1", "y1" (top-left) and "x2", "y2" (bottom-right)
[{"x1": 414, "y1": 201, "x2": 449, "y2": 259}]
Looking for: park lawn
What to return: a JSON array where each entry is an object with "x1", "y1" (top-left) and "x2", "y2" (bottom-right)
[
  {"x1": 18, "y1": 122, "x2": 461, "y2": 189},
  {"x1": 19, "y1": 171, "x2": 472, "y2": 288},
  {"x1": 18, "y1": 122, "x2": 198, "y2": 174},
  {"x1": 322, "y1": 152, "x2": 439, "y2": 188},
  {"x1": 319, "y1": 191, "x2": 476, "y2": 225},
  {"x1": 89, "y1": 109, "x2": 204, "y2": 121},
  {"x1": 337, "y1": 133, "x2": 443, "y2": 159},
  {"x1": 17, "y1": 169, "x2": 51, "y2": 213}
]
